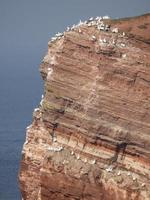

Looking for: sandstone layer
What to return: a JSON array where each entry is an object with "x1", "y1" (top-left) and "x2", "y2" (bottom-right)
[{"x1": 19, "y1": 14, "x2": 150, "y2": 200}]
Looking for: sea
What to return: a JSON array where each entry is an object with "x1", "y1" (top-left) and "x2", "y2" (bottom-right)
[{"x1": 0, "y1": 51, "x2": 43, "y2": 200}]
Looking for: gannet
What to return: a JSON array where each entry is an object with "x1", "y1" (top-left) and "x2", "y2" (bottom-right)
[
  {"x1": 112, "y1": 28, "x2": 118, "y2": 33},
  {"x1": 103, "y1": 15, "x2": 110, "y2": 19}
]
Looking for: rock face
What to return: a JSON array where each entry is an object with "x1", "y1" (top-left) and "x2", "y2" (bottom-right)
[{"x1": 19, "y1": 14, "x2": 150, "y2": 200}]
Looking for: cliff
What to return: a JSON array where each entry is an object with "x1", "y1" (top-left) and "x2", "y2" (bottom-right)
[{"x1": 19, "y1": 14, "x2": 150, "y2": 200}]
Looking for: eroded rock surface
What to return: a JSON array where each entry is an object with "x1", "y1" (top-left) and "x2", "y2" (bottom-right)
[{"x1": 19, "y1": 14, "x2": 150, "y2": 200}]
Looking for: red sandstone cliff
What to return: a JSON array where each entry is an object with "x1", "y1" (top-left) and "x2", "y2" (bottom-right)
[{"x1": 19, "y1": 14, "x2": 150, "y2": 200}]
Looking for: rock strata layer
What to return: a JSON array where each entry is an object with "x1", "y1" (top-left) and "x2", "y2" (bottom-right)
[{"x1": 19, "y1": 14, "x2": 150, "y2": 200}]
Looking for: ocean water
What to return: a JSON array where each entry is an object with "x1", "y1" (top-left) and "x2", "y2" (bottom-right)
[{"x1": 0, "y1": 52, "x2": 43, "y2": 200}]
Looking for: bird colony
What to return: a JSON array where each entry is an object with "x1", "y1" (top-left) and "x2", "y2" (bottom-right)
[{"x1": 48, "y1": 16, "x2": 125, "y2": 45}]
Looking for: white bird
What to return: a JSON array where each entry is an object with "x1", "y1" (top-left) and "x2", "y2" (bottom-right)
[
  {"x1": 77, "y1": 154, "x2": 80, "y2": 160},
  {"x1": 103, "y1": 15, "x2": 110, "y2": 19},
  {"x1": 71, "y1": 24, "x2": 76, "y2": 29},
  {"x1": 92, "y1": 35, "x2": 96, "y2": 41},
  {"x1": 57, "y1": 146, "x2": 63, "y2": 151},
  {"x1": 97, "y1": 17, "x2": 102, "y2": 23},
  {"x1": 34, "y1": 108, "x2": 40, "y2": 112},
  {"x1": 66, "y1": 27, "x2": 70, "y2": 31},
  {"x1": 103, "y1": 38, "x2": 107, "y2": 43},
  {"x1": 117, "y1": 171, "x2": 121, "y2": 176},
  {"x1": 100, "y1": 26, "x2": 105, "y2": 31},
  {"x1": 51, "y1": 37, "x2": 57, "y2": 41},
  {"x1": 112, "y1": 39, "x2": 116, "y2": 44},
  {"x1": 91, "y1": 21, "x2": 96, "y2": 26},
  {"x1": 24, "y1": 140, "x2": 28, "y2": 145},
  {"x1": 91, "y1": 159, "x2": 96, "y2": 164},
  {"x1": 105, "y1": 25, "x2": 110, "y2": 31},
  {"x1": 89, "y1": 17, "x2": 94, "y2": 21},
  {"x1": 127, "y1": 172, "x2": 131, "y2": 176},
  {"x1": 97, "y1": 24, "x2": 105, "y2": 30},
  {"x1": 133, "y1": 177, "x2": 136, "y2": 181},
  {"x1": 40, "y1": 99, "x2": 44, "y2": 106},
  {"x1": 121, "y1": 43, "x2": 126, "y2": 47},
  {"x1": 99, "y1": 38, "x2": 103, "y2": 44},
  {"x1": 95, "y1": 16, "x2": 100, "y2": 20},
  {"x1": 47, "y1": 70, "x2": 53, "y2": 79},
  {"x1": 78, "y1": 20, "x2": 83, "y2": 26},
  {"x1": 26, "y1": 125, "x2": 32, "y2": 130},
  {"x1": 55, "y1": 32, "x2": 63, "y2": 37},
  {"x1": 122, "y1": 54, "x2": 127, "y2": 58},
  {"x1": 106, "y1": 166, "x2": 113, "y2": 172},
  {"x1": 141, "y1": 183, "x2": 145, "y2": 187},
  {"x1": 88, "y1": 23, "x2": 92, "y2": 27},
  {"x1": 53, "y1": 137, "x2": 57, "y2": 142},
  {"x1": 112, "y1": 28, "x2": 118, "y2": 33}
]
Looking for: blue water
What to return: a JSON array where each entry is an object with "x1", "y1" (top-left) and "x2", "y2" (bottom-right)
[{"x1": 0, "y1": 51, "x2": 43, "y2": 199}]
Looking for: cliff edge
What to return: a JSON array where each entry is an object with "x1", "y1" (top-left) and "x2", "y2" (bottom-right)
[{"x1": 19, "y1": 14, "x2": 150, "y2": 200}]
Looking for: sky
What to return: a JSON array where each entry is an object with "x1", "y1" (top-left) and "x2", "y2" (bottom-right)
[{"x1": 0, "y1": 0, "x2": 149, "y2": 199}]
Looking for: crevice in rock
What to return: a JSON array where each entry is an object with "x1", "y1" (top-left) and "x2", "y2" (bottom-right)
[{"x1": 109, "y1": 141, "x2": 128, "y2": 164}]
